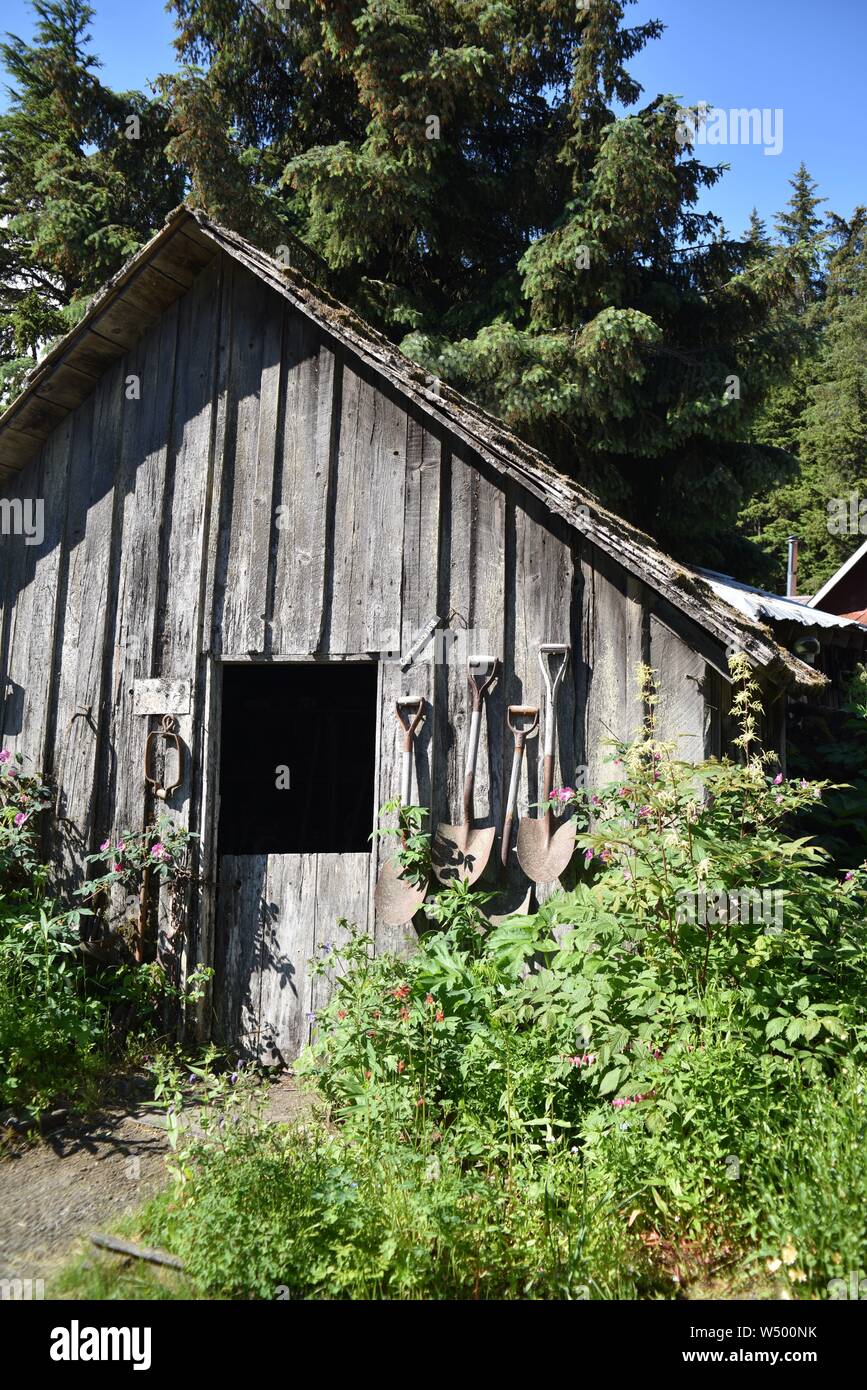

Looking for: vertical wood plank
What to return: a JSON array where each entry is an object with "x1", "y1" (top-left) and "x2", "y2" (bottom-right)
[
  {"x1": 270, "y1": 316, "x2": 336, "y2": 655},
  {"x1": 103, "y1": 306, "x2": 178, "y2": 869},
  {"x1": 328, "y1": 363, "x2": 406, "y2": 654}
]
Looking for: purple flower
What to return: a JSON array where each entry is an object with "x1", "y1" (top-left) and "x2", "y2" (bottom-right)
[
  {"x1": 13, "y1": 811, "x2": 28, "y2": 827},
  {"x1": 306, "y1": 1010, "x2": 316, "y2": 1023},
  {"x1": 0, "y1": 749, "x2": 10, "y2": 764},
  {"x1": 843, "y1": 871, "x2": 855, "y2": 883},
  {"x1": 773, "y1": 773, "x2": 783, "y2": 785},
  {"x1": 319, "y1": 941, "x2": 333, "y2": 955},
  {"x1": 100, "y1": 838, "x2": 110, "y2": 852},
  {"x1": 230, "y1": 1072, "x2": 238, "y2": 1084},
  {"x1": 584, "y1": 848, "x2": 594, "y2": 863}
]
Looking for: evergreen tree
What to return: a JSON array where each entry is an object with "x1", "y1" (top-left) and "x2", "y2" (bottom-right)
[
  {"x1": 161, "y1": 0, "x2": 807, "y2": 569},
  {"x1": 741, "y1": 209, "x2": 867, "y2": 594},
  {"x1": 0, "y1": 0, "x2": 185, "y2": 401}
]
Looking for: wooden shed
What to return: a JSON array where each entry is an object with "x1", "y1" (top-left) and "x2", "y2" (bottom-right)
[{"x1": 0, "y1": 207, "x2": 830, "y2": 1062}]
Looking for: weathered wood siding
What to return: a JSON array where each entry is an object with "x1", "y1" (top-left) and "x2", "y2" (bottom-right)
[{"x1": 0, "y1": 252, "x2": 722, "y2": 1059}]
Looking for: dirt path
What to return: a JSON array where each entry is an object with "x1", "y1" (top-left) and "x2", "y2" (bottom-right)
[{"x1": 0, "y1": 1074, "x2": 313, "y2": 1286}]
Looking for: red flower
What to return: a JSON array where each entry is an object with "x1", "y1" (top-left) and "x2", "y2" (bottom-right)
[
  {"x1": 337, "y1": 1010, "x2": 346, "y2": 1020},
  {"x1": 399, "y1": 1007, "x2": 410, "y2": 1022},
  {"x1": 435, "y1": 1010, "x2": 444, "y2": 1023},
  {"x1": 424, "y1": 993, "x2": 434, "y2": 1006},
  {"x1": 364, "y1": 1070, "x2": 372, "y2": 1080},
  {"x1": 373, "y1": 1009, "x2": 381, "y2": 1019},
  {"x1": 392, "y1": 984, "x2": 410, "y2": 1000},
  {"x1": 397, "y1": 1060, "x2": 405, "y2": 1073}
]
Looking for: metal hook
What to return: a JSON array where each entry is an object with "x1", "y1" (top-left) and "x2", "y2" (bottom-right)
[{"x1": 144, "y1": 714, "x2": 184, "y2": 800}]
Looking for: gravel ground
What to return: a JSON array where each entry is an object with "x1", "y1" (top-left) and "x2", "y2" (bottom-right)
[{"x1": 0, "y1": 1073, "x2": 314, "y2": 1287}]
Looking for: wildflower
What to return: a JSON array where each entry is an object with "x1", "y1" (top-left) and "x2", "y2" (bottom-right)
[
  {"x1": 590, "y1": 794, "x2": 602, "y2": 807},
  {"x1": 151, "y1": 841, "x2": 168, "y2": 860},
  {"x1": 305, "y1": 1011, "x2": 316, "y2": 1023},
  {"x1": 367, "y1": 1029, "x2": 377, "y2": 1038},
  {"x1": 397, "y1": 1060, "x2": 405, "y2": 1073},
  {"x1": 100, "y1": 838, "x2": 111, "y2": 852},
  {"x1": 0, "y1": 749, "x2": 9, "y2": 763},
  {"x1": 113, "y1": 862, "x2": 123, "y2": 874},
  {"x1": 117, "y1": 840, "x2": 125, "y2": 852},
  {"x1": 399, "y1": 1007, "x2": 410, "y2": 1022},
  {"x1": 392, "y1": 984, "x2": 410, "y2": 1000},
  {"x1": 424, "y1": 993, "x2": 434, "y2": 1006},
  {"x1": 775, "y1": 795, "x2": 783, "y2": 805},
  {"x1": 638, "y1": 805, "x2": 652, "y2": 818},
  {"x1": 567, "y1": 1053, "x2": 596, "y2": 1068},
  {"x1": 13, "y1": 811, "x2": 28, "y2": 826},
  {"x1": 319, "y1": 940, "x2": 333, "y2": 954},
  {"x1": 230, "y1": 1073, "x2": 238, "y2": 1084},
  {"x1": 416, "y1": 1096, "x2": 425, "y2": 1107},
  {"x1": 584, "y1": 848, "x2": 594, "y2": 864},
  {"x1": 773, "y1": 772, "x2": 783, "y2": 785},
  {"x1": 549, "y1": 786, "x2": 573, "y2": 803},
  {"x1": 364, "y1": 1070, "x2": 372, "y2": 1080},
  {"x1": 435, "y1": 1010, "x2": 444, "y2": 1023},
  {"x1": 337, "y1": 1010, "x2": 346, "y2": 1020},
  {"x1": 372, "y1": 1009, "x2": 381, "y2": 1019},
  {"x1": 599, "y1": 849, "x2": 612, "y2": 864},
  {"x1": 843, "y1": 871, "x2": 855, "y2": 882}
]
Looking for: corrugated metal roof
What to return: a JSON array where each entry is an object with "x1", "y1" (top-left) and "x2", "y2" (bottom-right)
[{"x1": 696, "y1": 569, "x2": 867, "y2": 632}]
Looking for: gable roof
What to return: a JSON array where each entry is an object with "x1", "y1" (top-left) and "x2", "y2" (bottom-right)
[
  {"x1": 809, "y1": 536, "x2": 867, "y2": 612},
  {"x1": 0, "y1": 205, "x2": 828, "y2": 693}
]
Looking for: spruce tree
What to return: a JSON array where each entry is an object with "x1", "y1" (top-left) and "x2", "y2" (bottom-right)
[{"x1": 0, "y1": 0, "x2": 185, "y2": 401}]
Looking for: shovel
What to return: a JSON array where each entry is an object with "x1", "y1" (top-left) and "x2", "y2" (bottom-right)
[
  {"x1": 433, "y1": 656, "x2": 498, "y2": 884},
  {"x1": 516, "y1": 644, "x2": 576, "y2": 884},
  {"x1": 374, "y1": 697, "x2": 429, "y2": 926},
  {"x1": 500, "y1": 705, "x2": 539, "y2": 870},
  {"x1": 488, "y1": 705, "x2": 539, "y2": 923}
]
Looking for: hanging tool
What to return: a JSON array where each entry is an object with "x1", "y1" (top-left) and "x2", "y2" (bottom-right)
[
  {"x1": 500, "y1": 705, "x2": 539, "y2": 869},
  {"x1": 433, "y1": 655, "x2": 498, "y2": 884},
  {"x1": 516, "y1": 644, "x2": 576, "y2": 883},
  {"x1": 374, "y1": 697, "x2": 429, "y2": 926},
  {"x1": 486, "y1": 704, "x2": 538, "y2": 925}
]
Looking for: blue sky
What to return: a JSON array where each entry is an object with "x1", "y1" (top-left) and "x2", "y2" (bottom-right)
[{"x1": 2, "y1": 0, "x2": 865, "y2": 237}]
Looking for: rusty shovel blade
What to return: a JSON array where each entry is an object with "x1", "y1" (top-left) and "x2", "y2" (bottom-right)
[
  {"x1": 432, "y1": 822, "x2": 496, "y2": 885},
  {"x1": 374, "y1": 853, "x2": 429, "y2": 926},
  {"x1": 515, "y1": 815, "x2": 576, "y2": 885}
]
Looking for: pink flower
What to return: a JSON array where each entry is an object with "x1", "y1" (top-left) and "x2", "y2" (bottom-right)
[
  {"x1": 590, "y1": 795, "x2": 602, "y2": 807},
  {"x1": 773, "y1": 773, "x2": 783, "y2": 785},
  {"x1": 13, "y1": 811, "x2": 28, "y2": 827},
  {"x1": 638, "y1": 806, "x2": 652, "y2": 818},
  {"x1": 568, "y1": 1053, "x2": 597, "y2": 1068},
  {"x1": 116, "y1": 840, "x2": 125, "y2": 852},
  {"x1": 584, "y1": 848, "x2": 594, "y2": 863},
  {"x1": 843, "y1": 871, "x2": 855, "y2": 882},
  {"x1": 151, "y1": 842, "x2": 168, "y2": 860},
  {"x1": 0, "y1": 749, "x2": 10, "y2": 764},
  {"x1": 100, "y1": 839, "x2": 111, "y2": 852},
  {"x1": 775, "y1": 795, "x2": 783, "y2": 805}
]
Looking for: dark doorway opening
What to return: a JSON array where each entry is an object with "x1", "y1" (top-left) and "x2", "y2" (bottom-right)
[{"x1": 218, "y1": 663, "x2": 377, "y2": 855}]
